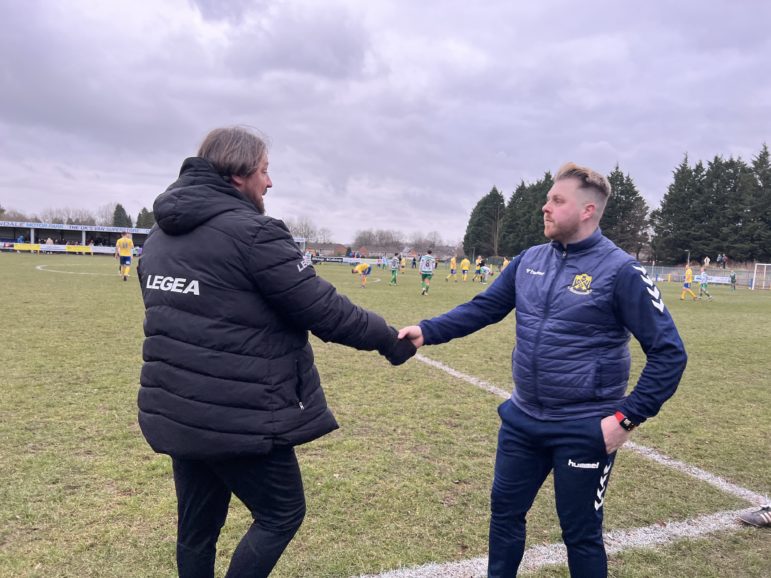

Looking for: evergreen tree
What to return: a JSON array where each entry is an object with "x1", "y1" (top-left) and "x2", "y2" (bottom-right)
[
  {"x1": 651, "y1": 156, "x2": 699, "y2": 263},
  {"x1": 500, "y1": 172, "x2": 552, "y2": 256},
  {"x1": 112, "y1": 204, "x2": 132, "y2": 228},
  {"x1": 747, "y1": 144, "x2": 771, "y2": 262},
  {"x1": 650, "y1": 147, "x2": 771, "y2": 264},
  {"x1": 602, "y1": 166, "x2": 649, "y2": 259},
  {"x1": 136, "y1": 207, "x2": 155, "y2": 228},
  {"x1": 701, "y1": 156, "x2": 753, "y2": 262},
  {"x1": 462, "y1": 186, "x2": 506, "y2": 257}
]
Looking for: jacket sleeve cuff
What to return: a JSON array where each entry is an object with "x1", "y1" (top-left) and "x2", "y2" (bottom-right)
[
  {"x1": 419, "y1": 320, "x2": 439, "y2": 346},
  {"x1": 617, "y1": 402, "x2": 647, "y2": 426}
]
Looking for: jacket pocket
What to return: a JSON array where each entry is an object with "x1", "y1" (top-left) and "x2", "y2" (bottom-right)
[{"x1": 594, "y1": 360, "x2": 628, "y2": 400}]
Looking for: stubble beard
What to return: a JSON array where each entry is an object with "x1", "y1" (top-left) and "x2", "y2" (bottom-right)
[{"x1": 544, "y1": 219, "x2": 580, "y2": 245}]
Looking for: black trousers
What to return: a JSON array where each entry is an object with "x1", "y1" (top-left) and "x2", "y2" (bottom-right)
[{"x1": 172, "y1": 447, "x2": 306, "y2": 578}]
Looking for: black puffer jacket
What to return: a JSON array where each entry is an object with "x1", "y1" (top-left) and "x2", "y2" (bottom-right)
[{"x1": 137, "y1": 157, "x2": 397, "y2": 459}]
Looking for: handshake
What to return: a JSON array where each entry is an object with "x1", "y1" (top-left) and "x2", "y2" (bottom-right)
[{"x1": 381, "y1": 326, "x2": 420, "y2": 366}]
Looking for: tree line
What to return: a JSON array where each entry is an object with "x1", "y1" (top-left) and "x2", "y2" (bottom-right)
[
  {"x1": 463, "y1": 144, "x2": 771, "y2": 264},
  {"x1": 349, "y1": 229, "x2": 450, "y2": 254},
  {"x1": 0, "y1": 202, "x2": 156, "y2": 229}
]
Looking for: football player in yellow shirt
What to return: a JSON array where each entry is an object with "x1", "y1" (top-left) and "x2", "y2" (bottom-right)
[
  {"x1": 115, "y1": 233, "x2": 135, "y2": 281},
  {"x1": 472, "y1": 256, "x2": 484, "y2": 282},
  {"x1": 445, "y1": 256, "x2": 458, "y2": 282},
  {"x1": 680, "y1": 262, "x2": 698, "y2": 301},
  {"x1": 352, "y1": 262, "x2": 372, "y2": 288},
  {"x1": 460, "y1": 257, "x2": 471, "y2": 281}
]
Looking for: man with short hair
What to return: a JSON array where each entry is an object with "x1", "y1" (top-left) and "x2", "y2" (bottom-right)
[
  {"x1": 115, "y1": 232, "x2": 134, "y2": 281},
  {"x1": 446, "y1": 255, "x2": 458, "y2": 282},
  {"x1": 399, "y1": 162, "x2": 687, "y2": 577},
  {"x1": 460, "y1": 256, "x2": 471, "y2": 282},
  {"x1": 137, "y1": 126, "x2": 415, "y2": 578},
  {"x1": 390, "y1": 253, "x2": 400, "y2": 285},
  {"x1": 681, "y1": 262, "x2": 698, "y2": 301},
  {"x1": 479, "y1": 264, "x2": 492, "y2": 284},
  {"x1": 419, "y1": 249, "x2": 436, "y2": 295},
  {"x1": 472, "y1": 255, "x2": 483, "y2": 282},
  {"x1": 352, "y1": 261, "x2": 372, "y2": 288},
  {"x1": 697, "y1": 267, "x2": 713, "y2": 301}
]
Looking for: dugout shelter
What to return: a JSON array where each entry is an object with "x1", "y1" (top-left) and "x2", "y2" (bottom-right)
[
  {"x1": 0, "y1": 220, "x2": 151, "y2": 254},
  {"x1": 1, "y1": 220, "x2": 307, "y2": 256}
]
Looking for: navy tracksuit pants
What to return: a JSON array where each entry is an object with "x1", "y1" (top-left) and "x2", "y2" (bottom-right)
[{"x1": 488, "y1": 401, "x2": 616, "y2": 577}]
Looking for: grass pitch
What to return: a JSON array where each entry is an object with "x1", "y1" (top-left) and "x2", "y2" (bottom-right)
[{"x1": 1, "y1": 253, "x2": 769, "y2": 577}]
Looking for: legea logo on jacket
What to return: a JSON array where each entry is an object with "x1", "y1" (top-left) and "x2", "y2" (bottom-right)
[
  {"x1": 569, "y1": 273, "x2": 593, "y2": 295},
  {"x1": 145, "y1": 275, "x2": 200, "y2": 295}
]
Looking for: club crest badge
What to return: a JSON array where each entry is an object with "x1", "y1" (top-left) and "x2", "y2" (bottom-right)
[{"x1": 569, "y1": 273, "x2": 593, "y2": 295}]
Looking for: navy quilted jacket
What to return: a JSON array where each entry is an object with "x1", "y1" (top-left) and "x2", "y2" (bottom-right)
[{"x1": 420, "y1": 230, "x2": 687, "y2": 424}]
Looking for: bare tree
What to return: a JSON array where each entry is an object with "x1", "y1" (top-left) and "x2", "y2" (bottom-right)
[
  {"x1": 316, "y1": 227, "x2": 333, "y2": 244},
  {"x1": 372, "y1": 229, "x2": 404, "y2": 251},
  {"x1": 353, "y1": 229, "x2": 377, "y2": 248},
  {"x1": 36, "y1": 206, "x2": 97, "y2": 225},
  {"x1": 284, "y1": 216, "x2": 319, "y2": 243},
  {"x1": 409, "y1": 232, "x2": 429, "y2": 253},
  {"x1": 38, "y1": 208, "x2": 67, "y2": 224},
  {"x1": 1, "y1": 208, "x2": 32, "y2": 221},
  {"x1": 95, "y1": 203, "x2": 117, "y2": 226},
  {"x1": 426, "y1": 230, "x2": 443, "y2": 248},
  {"x1": 69, "y1": 208, "x2": 97, "y2": 225}
]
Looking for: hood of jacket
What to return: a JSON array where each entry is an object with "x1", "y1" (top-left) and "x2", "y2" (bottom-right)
[{"x1": 153, "y1": 157, "x2": 255, "y2": 236}]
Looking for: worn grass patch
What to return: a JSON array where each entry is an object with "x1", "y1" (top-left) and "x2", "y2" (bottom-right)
[{"x1": 1, "y1": 253, "x2": 769, "y2": 577}]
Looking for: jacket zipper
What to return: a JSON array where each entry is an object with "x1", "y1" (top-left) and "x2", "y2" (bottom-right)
[
  {"x1": 295, "y1": 360, "x2": 305, "y2": 411},
  {"x1": 531, "y1": 248, "x2": 568, "y2": 407}
]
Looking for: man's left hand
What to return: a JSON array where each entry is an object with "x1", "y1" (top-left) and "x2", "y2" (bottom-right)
[
  {"x1": 387, "y1": 338, "x2": 417, "y2": 366},
  {"x1": 600, "y1": 415, "x2": 631, "y2": 454}
]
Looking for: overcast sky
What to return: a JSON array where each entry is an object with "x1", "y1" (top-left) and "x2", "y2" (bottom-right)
[{"x1": 1, "y1": 0, "x2": 769, "y2": 244}]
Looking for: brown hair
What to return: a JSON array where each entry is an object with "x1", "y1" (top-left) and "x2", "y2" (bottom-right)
[
  {"x1": 555, "y1": 162, "x2": 611, "y2": 213},
  {"x1": 197, "y1": 126, "x2": 268, "y2": 181}
]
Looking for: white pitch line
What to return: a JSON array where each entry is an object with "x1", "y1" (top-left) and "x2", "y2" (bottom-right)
[
  {"x1": 353, "y1": 354, "x2": 766, "y2": 578},
  {"x1": 35, "y1": 264, "x2": 116, "y2": 276},
  {"x1": 413, "y1": 354, "x2": 765, "y2": 504},
  {"x1": 355, "y1": 509, "x2": 755, "y2": 578},
  {"x1": 625, "y1": 442, "x2": 768, "y2": 504},
  {"x1": 414, "y1": 353, "x2": 511, "y2": 398}
]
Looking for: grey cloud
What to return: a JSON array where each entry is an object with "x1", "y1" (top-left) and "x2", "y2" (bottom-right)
[
  {"x1": 1, "y1": 0, "x2": 769, "y2": 244},
  {"x1": 220, "y1": 6, "x2": 371, "y2": 81},
  {"x1": 189, "y1": 0, "x2": 261, "y2": 23}
]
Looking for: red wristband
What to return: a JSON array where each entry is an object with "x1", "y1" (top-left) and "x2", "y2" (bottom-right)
[{"x1": 615, "y1": 411, "x2": 637, "y2": 431}]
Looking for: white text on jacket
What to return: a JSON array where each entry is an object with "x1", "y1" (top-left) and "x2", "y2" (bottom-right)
[{"x1": 145, "y1": 275, "x2": 200, "y2": 295}]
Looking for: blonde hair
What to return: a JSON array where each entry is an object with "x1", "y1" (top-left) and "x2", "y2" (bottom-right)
[
  {"x1": 555, "y1": 162, "x2": 611, "y2": 215},
  {"x1": 197, "y1": 126, "x2": 268, "y2": 182}
]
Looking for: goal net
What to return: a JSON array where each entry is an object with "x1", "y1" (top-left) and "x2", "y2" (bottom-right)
[{"x1": 751, "y1": 263, "x2": 771, "y2": 290}]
